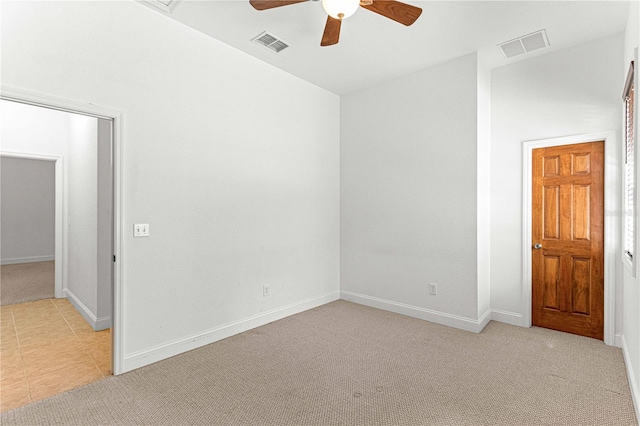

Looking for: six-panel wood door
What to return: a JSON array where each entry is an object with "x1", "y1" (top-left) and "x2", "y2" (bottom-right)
[{"x1": 532, "y1": 141, "x2": 604, "y2": 340}]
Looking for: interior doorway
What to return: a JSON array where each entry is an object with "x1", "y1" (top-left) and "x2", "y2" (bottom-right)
[
  {"x1": 1, "y1": 155, "x2": 56, "y2": 305},
  {"x1": 522, "y1": 132, "x2": 617, "y2": 346},
  {"x1": 0, "y1": 98, "x2": 116, "y2": 412},
  {"x1": 531, "y1": 141, "x2": 605, "y2": 339}
]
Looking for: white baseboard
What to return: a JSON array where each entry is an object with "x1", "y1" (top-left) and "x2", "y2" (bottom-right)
[
  {"x1": 1, "y1": 255, "x2": 54, "y2": 265},
  {"x1": 94, "y1": 315, "x2": 112, "y2": 331},
  {"x1": 490, "y1": 309, "x2": 524, "y2": 327},
  {"x1": 340, "y1": 291, "x2": 490, "y2": 334},
  {"x1": 478, "y1": 309, "x2": 492, "y2": 331},
  {"x1": 64, "y1": 289, "x2": 111, "y2": 331},
  {"x1": 122, "y1": 291, "x2": 341, "y2": 373},
  {"x1": 622, "y1": 335, "x2": 640, "y2": 423}
]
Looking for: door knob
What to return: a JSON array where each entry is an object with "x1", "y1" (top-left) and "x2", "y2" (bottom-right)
[{"x1": 533, "y1": 243, "x2": 543, "y2": 249}]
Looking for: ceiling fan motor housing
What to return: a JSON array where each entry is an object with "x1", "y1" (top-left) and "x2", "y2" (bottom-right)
[
  {"x1": 322, "y1": 0, "x2": 360, "y2": 20},
  {"x1": 249, "y1": 0, "x2": 423, "y2": 47}
]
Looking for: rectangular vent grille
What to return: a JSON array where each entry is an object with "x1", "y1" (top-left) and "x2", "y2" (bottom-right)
[
  {"x1": 252, "y1": 31, "x2": 290, "y2": 54},
  {"x1": 498, "y1": 29, "x2": 550, "y2": 59}
]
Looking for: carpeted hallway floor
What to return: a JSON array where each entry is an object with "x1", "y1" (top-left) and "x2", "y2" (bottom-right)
[
  {"x1": 1, "y1": 300, "x2": 636, "y2": 425},
  {"x1": 1, "y1": 261, "x2": 55, "y2": 306}
]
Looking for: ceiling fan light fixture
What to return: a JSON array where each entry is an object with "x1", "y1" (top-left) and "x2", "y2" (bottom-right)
[{"x1": 322, "y1": 0, "x2": 360, "y2": 20}]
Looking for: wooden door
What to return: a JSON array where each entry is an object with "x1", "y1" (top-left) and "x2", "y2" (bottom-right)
[{"x1": 532, "y1": 141, "x2": 604, "y2": 340}]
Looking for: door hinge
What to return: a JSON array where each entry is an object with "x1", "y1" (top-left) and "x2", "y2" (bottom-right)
[{"x1": 113, "y1": 255, "x2": 116, "y2": 262}]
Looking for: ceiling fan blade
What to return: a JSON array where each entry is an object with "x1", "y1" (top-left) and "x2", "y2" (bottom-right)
[
  {"x1": 321, "y1": 16, "x2": 341, "y2": 46},
  {"x1": 361, "y1": 0, "x2": 422, "y2": 26},
  {"x1": 249, "y1": 0, "x2": 308, "y2": 11}
]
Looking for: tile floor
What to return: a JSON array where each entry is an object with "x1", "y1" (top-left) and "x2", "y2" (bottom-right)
[{"x1": 0, "y1": 298, "x2": 111, "y2": 412}]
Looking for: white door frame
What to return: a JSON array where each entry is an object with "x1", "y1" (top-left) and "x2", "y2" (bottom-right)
[
  {"x1": 1, "y1": 85, "x2": 125, "y2": 374},
  {"x1": 522, "y1": 131, "x2": 618, "y2": 347},
  {"x1": 0, "y1": 152, "x2": 64, "y2": 298}
]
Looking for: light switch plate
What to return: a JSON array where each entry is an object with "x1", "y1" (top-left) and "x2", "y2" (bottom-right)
[{"x1": 134, "y1": 224, "x2": 149, "y2": 237}]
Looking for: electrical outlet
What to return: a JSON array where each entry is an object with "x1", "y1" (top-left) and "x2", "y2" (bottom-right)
[
  {"x1": 263, "y1": 285, "x2": 270, "y2": 297},
  {"x1": 429, "y1": 283, "x2": 438, "y2": 295},
  {"x1": 134, "y1": 224, "x2": 149, "y2": 237}
]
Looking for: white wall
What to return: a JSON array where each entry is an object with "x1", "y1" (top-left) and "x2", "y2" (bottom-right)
[
  {"x1": 66, "y1": 114, "x2": 100, "y2": 326},
  {"x1": 0, "y1": 100, "x2": 70, "y2": 157},
  {"x1": 96, "y1": 118, "x2": 113, "y2": 326},
  {"x1": 477, "y1": 57, "x2": 491, "y2": 319},
  {"x1": 0, "y1": 157, "x2": 55, "y2": 264},
  {"x1": 622, "y1": 0, "x2": 640, "y2": 417},
  {"x1": 1, "y1": 0, "x2": 340, "y2": 372},
  {"x1": 341, "y1": 53, "x2": 488, "y2": 331},
  {"x1": 490, "y1": 34, "x2": 624, "y2": 329}
]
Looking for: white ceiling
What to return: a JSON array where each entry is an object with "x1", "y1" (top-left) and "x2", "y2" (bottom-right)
[{"x1": 149, "y1": 0, "x2": 630, "y2": 95}]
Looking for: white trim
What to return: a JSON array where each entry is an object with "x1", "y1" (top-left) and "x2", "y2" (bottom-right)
[
  {"x1": 622, "y1": 335, "x2": 640, "y2": 422},
  {"x1": 341, "y1": 291, "x2": 491, "y2": 334},
  {"x1": 615, "y1": 333, "x2": 624, "y2": 349},
  {"x1": 1, "y1": 87, "x2": 120, "y2": 120},
  {"x1": 123, "y1": 291, "x2": 340, "y2": 372},
  {"x1": 94, "y1": 316, "x2": 111, "y2": 331},
  {"x1": 521, "y1": 131, "x2": 617, "y2": 346},
  {"x1": 490, "y1": 309, "x2": 524, "y2": 327},
  {"x1": 64, "y1": 289, "x2": 111, "y2": 331},
  {"x1": 477, "y1": 309, "x2": 492, "y2": 331},
  {"x1": 1, "y1": 151, "x2": 65, "y2": 298},
  {"x1": 0, "y1": 255, "x2": 54, "y2": 266},
  {"x1": 136, "y1": 0, "x2": 183, "y2": 15},
  {"x1": 111, "y1": 105, "x2": 124, "y2": 375},
  {"x1": 1, "y1": 85, "x2": 124, "y2": 375},
  {"x1": 64, "y1": 289, "x2": 94, "y2": 325}
]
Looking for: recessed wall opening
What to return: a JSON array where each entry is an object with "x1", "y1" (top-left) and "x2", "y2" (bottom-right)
[{"x1": 0, "y1": 98, "x2": 115, "y2": 409}]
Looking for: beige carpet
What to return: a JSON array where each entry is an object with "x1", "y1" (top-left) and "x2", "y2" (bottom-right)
[
  {"x1": 0, "y1": 261, "x2": 54, "y2": 306},
  {"x1": 1, "y1": 300, "x2": 636, "y2": 425}
]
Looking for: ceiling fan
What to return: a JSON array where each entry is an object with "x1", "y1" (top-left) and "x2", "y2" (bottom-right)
[{"x1": 249, "y1": 0, "x2": 422, "y2": 46}]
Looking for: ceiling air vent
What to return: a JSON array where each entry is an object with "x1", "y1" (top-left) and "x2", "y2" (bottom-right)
[
  {"x1": 137, "y1": 0, "x2": 181, "y2": 14},
  {"x1": 252, "y1": 31, "x2": 290, "y2": 54},
  {"x1": 498, "y1": 29, "x2": 550, "y2": 59}
]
